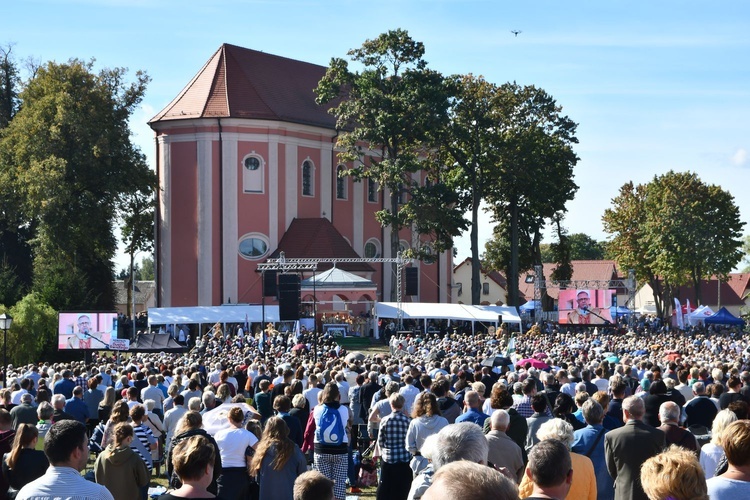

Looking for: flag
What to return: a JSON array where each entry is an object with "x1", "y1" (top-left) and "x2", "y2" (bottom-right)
[
  {"x1": 504, "y1": 335, "x2": 516, "y2": 358},
  {"x1": 686, "y1": 299, "x2": 691, "y2": 326},
  {"x1": 674, "y1": 297, "x2": 684, "y2": 329},
  {"x1": 260, "y1": 328, "x2": 266, "y2": 354},
  {"x1": 244, "y1": 314, "x2": 250, "y2": 335}
]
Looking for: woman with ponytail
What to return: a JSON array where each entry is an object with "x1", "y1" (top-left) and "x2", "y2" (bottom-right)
[{"x1": 2, "y1": 423, "x2": 49, "y2": 498}]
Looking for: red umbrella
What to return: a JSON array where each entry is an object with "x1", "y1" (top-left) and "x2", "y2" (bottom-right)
[
  {"x1": 516, "y1": 358, "x2": 549, "y2": 370},
  {"x1": 533, "y1": 352, "x2": 548, "y2": 360}
]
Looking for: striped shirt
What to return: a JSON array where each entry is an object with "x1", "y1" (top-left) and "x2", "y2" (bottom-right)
[
  {"x1": 16, "y1": 466, "x2": 114, "y2": 500},
  {"x1": 131, "y1": 423, "x2": 156, "y2": 470}
]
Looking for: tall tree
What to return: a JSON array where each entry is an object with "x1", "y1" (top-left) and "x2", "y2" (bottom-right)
[
  {"x1": 120, "y1": 188, "x2": 155, "y2": 318},
  {"x1": 485, "y1": 84, "x2": 579, "y2": 306},
  {"x1": 549, "y1": 214, "x2": 573, "y2": 282},
  {"x1": 0, "y1": 44, "x2": 20, "y2": 128},
  {"x1": 0, "y1": 59, "x2": 152, "y2": 310},
  {"x1": 315, "y1": 29, "x2": 456, "y2": 300},
  {"x1": 567, "y1": 233, "x2": 606, "y2": 260}
]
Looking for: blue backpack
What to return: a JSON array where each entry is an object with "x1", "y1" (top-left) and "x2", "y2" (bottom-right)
[{"x1": 316, "y1": 404, "x2": 345, "y2": 445}]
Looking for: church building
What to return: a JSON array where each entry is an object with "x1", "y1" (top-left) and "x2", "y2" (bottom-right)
[{"x1": 148, "y1": 43, "x2": 452, "y2": 312}]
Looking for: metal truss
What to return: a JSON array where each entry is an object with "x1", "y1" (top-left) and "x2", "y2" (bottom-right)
[{"x1": 257, "y1": 252, "x2": 412, "y2": 327}]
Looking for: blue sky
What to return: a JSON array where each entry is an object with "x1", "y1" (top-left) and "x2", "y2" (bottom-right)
[{"x1": 5, "y1": 1, "x2": 750, "y2": 270}]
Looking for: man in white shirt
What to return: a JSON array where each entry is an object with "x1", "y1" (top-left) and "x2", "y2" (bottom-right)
[
  {"x1": 207, "y1": 363, "x2": 223, "y2": 386},
  {"x1": 303, "y1": 374, "x2": 322, "y2": 410},
  {"x1": 399, "y1": 375, "x2": 420, "y2": 415},
  {"x1": 16, "y1": 420, "x2": 114, "y2": 500},
  {"x1": 162, "y1": 395, "x2": 188, "y2": 450},
  {"x1": 335, "y1": 372, "x2": 350, "y2": 405},
  {"x1": 141, "y1": 375, "x2": 165, "y2": 418}
]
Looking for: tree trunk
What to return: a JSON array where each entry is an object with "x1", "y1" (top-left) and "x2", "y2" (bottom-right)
[
  {"x1": 390, "y1": 191, "x2": 400, "y2": 302},
  {"x1": 509, "y1": 199, "x2": 519, "y2": 306},
  {"x1": 470, "y1": 180, "x2": 481, "y2": 305},
  {"x1": 126, "y1": 251, "x2": 134, "y2": 318}
]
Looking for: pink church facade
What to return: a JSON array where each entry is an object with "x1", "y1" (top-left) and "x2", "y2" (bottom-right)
[{"x1": 149, "y1": 44, "x2": 452, "y2": 309}]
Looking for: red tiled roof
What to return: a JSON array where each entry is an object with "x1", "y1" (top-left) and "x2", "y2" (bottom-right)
[
  {"x1": 269, "y1": 218, "x2": 375, "y2": 273},
  {"x1": 150, "y1": 44, "x2": 336, "y2": 129},
  {"x1": 518, "y1": 260, "x2": 620, "y2": 301},
  {"x1": 672, "y1": 274, "x2": 750, "y2": 306}
]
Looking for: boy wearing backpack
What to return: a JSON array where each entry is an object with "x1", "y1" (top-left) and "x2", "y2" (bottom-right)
[{"x1": 312, "y1": 382, "x2": 352, "y2": 500}]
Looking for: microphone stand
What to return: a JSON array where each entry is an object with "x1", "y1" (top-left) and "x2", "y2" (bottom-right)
[
  {"x1": 81, "y1": 331, "x2": 111, "y2": 350},
  {"x1": 583, "y1": 308, "x2": 612, "y2": 325}
]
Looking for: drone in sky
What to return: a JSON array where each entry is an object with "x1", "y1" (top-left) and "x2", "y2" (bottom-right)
[{"x1": 511, "y1": 30, "x2": 522, "y2": 37}]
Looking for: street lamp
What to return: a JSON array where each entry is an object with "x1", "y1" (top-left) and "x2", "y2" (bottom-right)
[{"x1": 0, "y1": 313, "x2": 13, "y2": 389}]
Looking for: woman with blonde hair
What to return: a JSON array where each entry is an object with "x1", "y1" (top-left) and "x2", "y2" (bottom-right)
[
  {"x1": 707, "y1": 420, "x2": 750, "y2": 496},
  {"x1": 94, "y1": 422, "x2": 149, "y2": 500},
  {"x1": 98, "y1": 386, "x2": 116, "y2": 423},
  {"x1": 641, "y1": 446, "x2": 708, "y2": 500},
  {"x1": 517, "y1": 418, "x2": 597, "y2": 500},
  {"x1": 406, "y1": 392, "x2": 448, "y2": 475},
  {"x1": 249, "y1": 416, "x2": 307, "y2": 500},
  {"x1": 2, "y1": 423, "x2": 48, "y2": 495},
  {"x1": 158, "y1": 435, "x2": 217, "y2": 500},
  {"x1": 99, "y1": 400, "x2": 130, "y2": 450},
  {"x1": 699, "y1": 408, "x2": 737, "y2": 478}
]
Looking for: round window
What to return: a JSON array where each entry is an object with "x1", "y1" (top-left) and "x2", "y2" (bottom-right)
[
  {"x1": 244, "y1": 157, "x2": 260, "y2": 170},
  {"x1": 365, "y1": 241, "x2": 380, "y2": 258},
  {"x1": 238, "y1": 236, "x2": 268, "y2": 259}
]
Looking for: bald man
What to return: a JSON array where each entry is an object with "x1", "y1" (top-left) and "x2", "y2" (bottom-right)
[{"x1": 486, "y1": 409, "x2": 525, "y2": 483}]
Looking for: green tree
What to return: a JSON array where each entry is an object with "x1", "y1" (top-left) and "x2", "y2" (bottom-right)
[
  {"x1": 549, "y1": 214, "x2": 573, "y2": 282},
  {"x1": 486, "y1": 84, "x2": 579, "y2": 306},
  {"x1": 740, "y1": 234, "x2": 750, "y2": 273},
  {"x1": 0, "y1": 59, "x2": 152, "y2": 311},
  {"x1": 6, "y1": 292, "x2": 57, "y2": 365},
  {"x1": 315, "y1": 30, "x2": 455, "y2": 300},
  {"x1": 0, "y1": 44, "x2": 20, "y2": 128},
  {"x1": 120, "y1": 188, "x2": 155, "y2": 317},
  {"x1": 568, "y1": 233, "x2": 606, "y2": 260},
  {"x1": 140, "y1": 255, "x2": 155, "y2": 281}
]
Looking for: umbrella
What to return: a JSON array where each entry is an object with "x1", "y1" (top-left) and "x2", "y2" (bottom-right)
[
  {"x1": 533, "y1": 352, "x2": 548, "y2": 360},
  {"x1": 292, "y1": 343, "x2": 307, "y2": 352},
  {"x1": 664, "y1": 352, "x2": 681, "y2": 361},
  {"x1": 634, "y1": 349, "x2": 648, "y2": 356},
  {"x1": 482, "y1": 355, "x2": 512, "y2": 367},
  {"x1": 516, "y1": 358, "x2": 549, "y2": 370},
  {"x1": 345, "y1": 351, "x2": 366, "y2": 362},
  {"x1": 606, "y1": 355, "x2": 620, "y2": 363}
]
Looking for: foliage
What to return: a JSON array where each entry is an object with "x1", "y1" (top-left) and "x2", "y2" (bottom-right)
[
  {"x1": 549, "y1": 215, "x2": 573, "y2": 282},
  {"x1": 5, "y1": 292, "x2": 58, "y2": 365},
  {"x1": 0, "y1": 58, "x2": 153, "y2": 311},
  {"x1": 740, "y1": 235, "x2": 750, "y2": 273},
  {"x1": 485, "y1": 83, "x2": 579, "y2": 305},
  {"x1": 315, "y1": 29, "x2": 457, "y2": 300},
  {"x1": 0, "y1": 45, "x2": 20, "y2": 128},
  {"x1": 140, "y1": 255, "x2": 155, "y2": 281},
  {"x1": 603, "y1": 172, "x2": 744, "y2": 316}
]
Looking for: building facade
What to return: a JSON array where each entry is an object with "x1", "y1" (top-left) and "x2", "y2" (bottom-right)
[{"x1": 149, "y1": 44, "x2": 452, "y2": 308}]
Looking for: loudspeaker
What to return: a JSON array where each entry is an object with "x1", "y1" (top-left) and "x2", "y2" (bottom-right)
[
  {"x1": 278, "y1": 274, "x2": 301, "y2": 321},
  {"x1": 263, "y1": 270, "x2": 278, "y2": 297},
  {"x1": 405, "y1": 267, "x2": 419, "y2": 296}
]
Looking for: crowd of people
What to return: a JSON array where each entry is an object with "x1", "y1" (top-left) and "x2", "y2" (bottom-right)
[{"x1": 0, "y1": 316, "x2": 748, "y2": 499}]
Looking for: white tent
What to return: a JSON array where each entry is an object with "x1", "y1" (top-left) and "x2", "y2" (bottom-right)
[
  {"x1": 373, "y1": 302, "x2": 521, "y2": 338},
  {"x1": 148, "y1": 305, "x2": 280, "y2": 326},
  {"x1": 687, "y1": 305, "x2": 715, "y2": 326}
]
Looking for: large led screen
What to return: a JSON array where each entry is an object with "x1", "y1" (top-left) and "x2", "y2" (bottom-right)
[
  {"x1": 558, "y1": 289, "x2": 614, "y2": 325},
  {"x1": 58, "y1": 312, "x2": 118, "y2": 350}
]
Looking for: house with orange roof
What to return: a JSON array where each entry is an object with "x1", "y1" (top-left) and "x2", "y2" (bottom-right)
[
  {"x1": 634, "y1": 273, "x2": 750, "y2": 317},
  {"x1": 452, "y1": 257, "x2": 508, "y2": 305}
]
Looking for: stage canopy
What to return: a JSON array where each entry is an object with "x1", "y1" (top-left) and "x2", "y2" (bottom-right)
[
  {"x1": 148, "y1": 305, "x2": 280, "y2": 326},
  {"x1": 374, "y1": 302, "x2": 521, "y2": 324},
  {"x1": 704, "y1": 307, "x2": 745, "y2": 327}
]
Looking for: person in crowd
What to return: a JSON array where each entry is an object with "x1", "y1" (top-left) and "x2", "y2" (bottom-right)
[
  {"x1": 518, "y1": 418, "x2": 596, "y2": 500},
  {"x1": 163, "y1": 395, "x2": 187, "y2": 450},
  {"x1": 16, "y1": 420, "x2": 113, "y2": 500},
  {"x1": 158, "y1": 435, "x2": 217, "y2": 500},
  {"x1": 486, "y1": 409, "x2": 525, "y2": 483},
  {"x1": 98, "y1": 386, "x2": 116, "y2": 424},
  {"x1": 248, "y1": 416, "x2": 307, "y2": 500},
  {"x1": 10, "y1": 394, "x2": 37, "y2": 430},
  {"x1": 274, "y1": 395, "x2": 303, "y2": 448},
  {"x1": 214, "y1": 406, "x2": 259, "y2": 500},
  {"x1": 35, "y1": 402, "x2": 53, "y2": 451},
  {"x1": 406, "y1": 392, "x2": 448, "y2": 476},
  {"x1": 684, "y1": 381, "x2": 718, "y2": 429},
  {"x1": 293, "y1": 470, "x2": 334, "y2": 500},
  {"x1": 720, "y1": 376, "x2": 745, "y2": 409},
  {"x1": 166, "y1": 411, "x2": 221, "y2": 495},
  {"x1": 421, "y1": 460, "x2": 518, "y2": 500},
  {"x1": 94, "y1": 422, "x2": 149, "y2": 500},
  {"x1": 129, "y1": 404, "x2": 157, "y2": 485},
  {"x1": 50, "y1": 394, "x2": 75, "y2": 423},
  {"x1": 643, "y1": 380, "x2": 670, "y2": 428},
  {"x1": 700, "y1": 408, "x2": 737, "y2": 479},
  {"x1": 552, "y1": 392, "x2": 586, "y2": 431},
  {"x1": 408, "y1": 422, "x2": 489, "y2": 500},
  {"x1": 85, "y1": 378, "x2": 104, "y2": 431},
  {"x1": 99, "y1": 400, "x2": 130, "y2": 450},
  {"x1": 572, "y1": 399, "x2": 613, "y2": 500},
  {"x1": 64, "y1": 386, "x2": 90, "y2": 424},
  {"x1": 312, "y1": 382, "x2": 351, "y2": 500},
  {"x1": 706, "y1": 419, "x2": 750, "y2": 496},
  {"x1": 141, "y1": 375, "x2": 165, "y2": 419},
  {"x1": 376, "y1": 393, "x2": 412, "y2": 500},
  {"x1": 525, "y1": 394, "x2": 553, "y2": 451},
  {"x1": 255, "y1": 380, "x2": 273, "y2": 425},
  {"x1": 604, "y1": 396, "x2": 665, "y2": 500},
  {"x1": 641, "y1": 445, "x2": 708, "y2": 500},
  {"x1": 290, "y1": 394, "x2": 309, "y2": 430},
  {"x1": 455, "y1": 390, "x2": 489, "y2": 426},
  {"x1": 2, "y1": 424, "x2": 49, "y2": 496},
  {"x1": 656, "y1": 401, "x2": 698, "y2": 452},
  {"x1": 520, "y1": 439, "x2": 573, "y2": 500},
  {"x1": 432, "y1": 379, "x2": 461, "y2": 424}
]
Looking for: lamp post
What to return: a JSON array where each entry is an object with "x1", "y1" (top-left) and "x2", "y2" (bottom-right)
[{"x1": 0, "y1": 313, "x2": 13, "y2": 389}]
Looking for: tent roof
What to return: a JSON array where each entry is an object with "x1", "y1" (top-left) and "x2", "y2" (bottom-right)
[
  {"x1": 301, "y1": 267, "x2": 376, "y2": 289},
  {"x1": 704, "y1": 306, "x2": 745, "y2": 326},
  {"x1": 148, "y1": 305, "x2": 280, "y2": 325},
  {"x1": 129, "y1": 333, "x2": 185, "y2": 353},
  {"x1": 374, "y1": 302, "x2": 521, "y2": 324}
]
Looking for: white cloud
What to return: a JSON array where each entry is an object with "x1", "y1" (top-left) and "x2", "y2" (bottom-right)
[{"x1": 731, "y1": 148, "x2": 748, "y2": 166}]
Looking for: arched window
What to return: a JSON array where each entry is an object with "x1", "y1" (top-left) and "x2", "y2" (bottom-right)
[
  {"x1": 242, "y1": 154, "x2": 264, "y2": 193},
  {"x1": 336, "y1": 165, "x2": 347, "y2": 199},
  {"x1": 364, "y1": 238, "x2": 381, "y2": 258},
  {"x1": 302, "y1": 160, "x2": 314, "y2": 196},
  {"x1": 238, "y1": 233, "x2": 270, "y2": 260}
]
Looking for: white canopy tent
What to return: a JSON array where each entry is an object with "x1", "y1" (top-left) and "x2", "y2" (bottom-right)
[
  {"x1": 148, "y1": 305, "x2": 280, "y2": 330},
  {"x1": 373, "y1": 302, "x2": 521, "y2": 338},
  {"x1": 687, "y1": 305, "x2": 715, "y2": 326}
]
